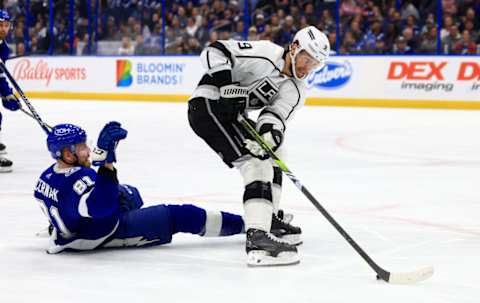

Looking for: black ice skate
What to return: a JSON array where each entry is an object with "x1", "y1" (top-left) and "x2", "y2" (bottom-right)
[
  {"x1": 0, "y1": 156, "x2": 13, "y2": 173},
  {"x1": 0, "y1": 143, "x2": 6, "y2": 155},
  {"x1": 246, "y1": 228, "x2": 299, "y2": 266},
  {"x1": 277, "y1": 209, "x2": 294, "y2": 224},
  {"x1": 271, "y1": 212, "x2": 302, "y2": 246}
]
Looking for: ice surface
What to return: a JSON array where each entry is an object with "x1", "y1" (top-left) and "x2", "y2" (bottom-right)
[{"x1": 1, "y1": 100, "x2": 479, "y2": 303}]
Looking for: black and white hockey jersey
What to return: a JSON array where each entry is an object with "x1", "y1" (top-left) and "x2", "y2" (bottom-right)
[{"x1": 191, "y1": 40, "x2": 306, "y2": 133}]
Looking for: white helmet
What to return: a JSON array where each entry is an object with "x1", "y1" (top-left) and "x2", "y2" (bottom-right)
[{"x1": 290, "y1": 26, "x2": 330, "y2": 80}]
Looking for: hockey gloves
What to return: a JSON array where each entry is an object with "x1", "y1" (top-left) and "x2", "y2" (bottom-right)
[
  {"x1": 245, "y1": 123, "x2": 283, "y2": 159},
  {"x1": 118, "y1": 184, "x2": 144, "y2": 212},
  {"x1": 2, "y1": 94, "x2": 21, "y2": 111},
  {"x1": 91, "y1": 121, "x2": 128, "y2": 166},
  {"x1": 219, "y1": 77, "x2": 279, "y2": 111}
]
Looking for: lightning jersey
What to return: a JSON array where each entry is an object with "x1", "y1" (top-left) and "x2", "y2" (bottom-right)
[
  {"x1": 191, "y1": 40, "x2": 306, "y2": 131},
  {"x1": 0, "y1": 40, "x2": 12, "y2": 96},
  {"x1": 34, "y1": 164, "x2": 120, "y2": 253}
]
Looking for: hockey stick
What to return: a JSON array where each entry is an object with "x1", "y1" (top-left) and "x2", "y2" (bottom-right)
[
  {"x1": 0, "y1": 61, "x2": 51, "y2": 134},
  {"x1": 20, "y1": 108, "x2": 53, "y2": 131},
  {"x1": 238, "y1": 115, "x2": 434, "y2": 284}
]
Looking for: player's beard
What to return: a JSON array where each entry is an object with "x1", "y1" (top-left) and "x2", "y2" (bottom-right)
[{"x1": 78, "y1": 158, "x2": 92, "y2": 168}]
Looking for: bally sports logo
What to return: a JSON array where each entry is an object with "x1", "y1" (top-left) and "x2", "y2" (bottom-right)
[
  {"x1": 306, "y1": 61, "x2": 352, "y2": 89},
  {"x1": 11, "y1": 58, "x2": 87, "y2": 86}
]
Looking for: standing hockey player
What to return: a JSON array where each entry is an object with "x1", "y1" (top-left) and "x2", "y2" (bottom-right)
[
  {"x1": 0, "y1": 10, "x2": 21, "y2": 172},
  {"x1": 188, "y1": 26, "x2": 330, "y2": 266},
  {"x1": 34, "y1": 122, "x2": 244, "y2": 254}
]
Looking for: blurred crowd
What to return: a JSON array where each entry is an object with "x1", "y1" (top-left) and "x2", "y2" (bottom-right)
[
  {"x1": 1, "y1": 0, "x2": 479, "y2": 56},
  {"x1": 340, "y1": 0, "x2": 480, "y2": 54}
]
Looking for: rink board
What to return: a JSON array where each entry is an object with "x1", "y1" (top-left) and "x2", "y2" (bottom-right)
[{"x1": 6, "y1": 55, "x2": 480, "y2": 109}]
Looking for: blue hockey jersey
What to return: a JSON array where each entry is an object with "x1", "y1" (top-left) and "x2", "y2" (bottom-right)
[
  {"x1": 34, "y1": 164, "x2": 121, "y2": 253},
  {"x1": 0, "y1": 39, "x2": 12, "y2": 96}
]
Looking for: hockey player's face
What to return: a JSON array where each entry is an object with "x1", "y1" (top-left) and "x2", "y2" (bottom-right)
[
  {"x1": 295, "y1": 50, "x2": 321, "y2": 78},
  {"x1": 73, "y1": 142, "x2": 91, "y2": 168},
  {"x1": 0, "y1": 21, "x2": 10, "y2": 40}
]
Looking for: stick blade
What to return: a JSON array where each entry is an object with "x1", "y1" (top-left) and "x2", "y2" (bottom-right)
[{"x1": 387, "y1": 266, "x2": 434, "y2": 284}]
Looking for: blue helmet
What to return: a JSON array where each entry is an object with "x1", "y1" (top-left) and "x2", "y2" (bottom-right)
[
  {"x1": 47, "y1": 124, "x2": 87, "y2": 160},
  {"x1": 0, "y1": 10, "x2": 11, "y2": 22}
]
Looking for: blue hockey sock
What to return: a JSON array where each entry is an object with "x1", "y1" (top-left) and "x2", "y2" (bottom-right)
[
  {"x1": 167, "y1": 204, "x2": 206, "y2": 235},
  {"x1": 218, "y1": 211, "x2": 245, "y2": 236},
  {"x1": 166, "y1": 204, "x2": 244, "y2": 237}
]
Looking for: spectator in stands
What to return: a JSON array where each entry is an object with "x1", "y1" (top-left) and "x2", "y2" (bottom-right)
[
  {"x1": 405, "y1": 15, "x2": 420, "y2": 37},
  {"x1": 304, "y1": 3, "x2": 317, "y2": 25},
  {"x1": 463, "y1": 8, "x2": 478, "y2": 30},
  {"x1": 402, "y1": 27, "x2": 419, "y2": 51},
  {"x1": 340, "y1": 0, "x2": 362, "y2": 18},
  {"x1": 393, "y1": 36, "x2": 412, "y2": 54},
  {"x1": 419, "y1": 26, "x2": 437, "y2": 53},
  {"x1": 255, "y1": 14, "x2": 266, "y2": 34},
  {"x1": 144, "y1": 23, "x2": 162, "y2": 54},
  {"x1": 440, "y1": 14, "x2": 455, "y2": 40},
  {"x1": 318, "y1": 8, "x2": 335, "y2": 35},
  {"x1": 453, "y1": 30, "x2": 477, "y2": 54},
  {"x1": 443, "y1": 0, "x2": 458, "y2": 15},
  {"x1": 269, "y1": 13, "x2": 281, "y2": 38},
  {"x1": 186, "y1": 17, "x2": 198, "y2": 38},
  {"x1": 207, "y1": 30, "x2": 218, "y2": 46},
  {"x1": 195, "y1": 17, "x2": 210, "y2": 47},
  {"x1": 185, "y1": 37, "x2": 202, "y2": 54},
  {"x1": 340, "y1": 31, "x2": 358, "y2": 54},
  {"x1": 357, "y1": 20, "x2": 383, "y2": 53},
  {"x1": 134, "y1": 35, "x2": 147, "y2": 55},
  {"x1": 118, "y1": 36, "x2": 135, "y2": 55},
  {"x1": 276, "y1": 15, "x2": 297, "y2": 46},
  {"x1": 373, "y1": 37, "x2": 386, "y2": 54},
  {"x1": 401, "y1": 0, "x2": 420, "y2": 20},
  {"x1": 15, "y1": 42, "x2": 25, "y2": 56},
  {"x1": 464, "y1": 20, "x2": 479, "y2": 43},
  {"x1": 247, "y1": 26, "x2": 258, "y2": 41},
  {"x1": 231, "y1": 20, "x2": 245, "y2": 41},
  {"x1": 442, "y1": 25, "x2": 461, "y2": 53}
]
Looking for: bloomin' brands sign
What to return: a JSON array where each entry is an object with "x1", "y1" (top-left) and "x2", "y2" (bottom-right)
[
  {"x1": 116, "y1": 59, "x2": 186, "y2": 87},
  {"x1": 11, "y1": 58, "x2": 87, "y2": 86}
]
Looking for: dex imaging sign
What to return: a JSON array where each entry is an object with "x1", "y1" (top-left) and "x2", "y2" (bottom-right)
[{"x1": 387, "y1": 60, "x2": 480, "y2": 93}]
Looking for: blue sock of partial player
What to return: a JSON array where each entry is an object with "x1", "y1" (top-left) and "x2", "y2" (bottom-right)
[
  {"x1": 166, "y1": 204, "x2": 244, "y2": 237},
  {"x1": 217, "y1": 211, "x2": 245, "y2": 236}
]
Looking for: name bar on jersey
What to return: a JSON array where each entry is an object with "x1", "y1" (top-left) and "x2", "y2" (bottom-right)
[{"x1": 35, "y1": 179, "x2": 59, "y2": 202}]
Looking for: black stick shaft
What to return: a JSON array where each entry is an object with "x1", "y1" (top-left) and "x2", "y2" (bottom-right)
[
  {"x1": 238, "y1": 115, "x2": 390, "y2": 281},
  {"x1": 0, "y1": 61, "x2": 51, "y2": 134}
]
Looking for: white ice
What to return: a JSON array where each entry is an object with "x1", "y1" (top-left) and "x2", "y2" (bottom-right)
[{"x1": 1, "y1": 100, "x2": 479, "y2": 303}]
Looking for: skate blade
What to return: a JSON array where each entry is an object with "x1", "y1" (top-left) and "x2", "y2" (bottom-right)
[
  {"x1": 247, "y1": 250, "x2": 300, "y2": 267},
  {"x1": 0, "y1": 167, "x2": 13, "y2": 173},
  {"x1": 0, "y1": 150, "x2": 6, "y2": 155}
]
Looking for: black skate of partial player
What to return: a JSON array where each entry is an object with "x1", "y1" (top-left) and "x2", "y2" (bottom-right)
[
  {"x1": 0, "y1": 156, "x2": 12, "y2": 173},
  {"x1": 271, "y1": 212, "x2": 302, "y2": 245},
  {"x1": 246, "y1": 228, "x2": 299, "y2": 266}
]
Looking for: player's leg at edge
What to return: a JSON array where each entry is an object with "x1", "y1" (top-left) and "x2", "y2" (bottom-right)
[
  {"x1": 234, "y1": 157, "x2": 300, "y2": 267},
  {"x1": 102, "y1": 204, "x2": 245, "y2": 249}
]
